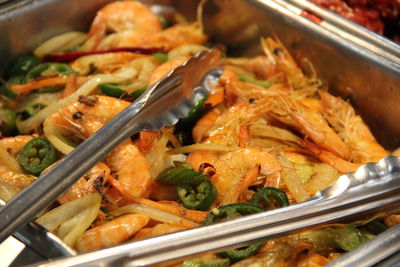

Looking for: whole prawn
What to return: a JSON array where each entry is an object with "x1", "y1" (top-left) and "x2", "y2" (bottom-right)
[
  {"x1": 319, "y1": 91, "x2": 388, "y2": 164},
  {"x1": 44, "y1": 95, "x2": 153, "y2": 197},
  {"x1": 76, "y1": 214, "x2": 149, "y2": 252},
  {"x1": 81, "y1": 1, "x2": 162, "y2": 51}
]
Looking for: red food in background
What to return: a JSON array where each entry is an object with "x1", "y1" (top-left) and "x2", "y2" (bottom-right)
[{"x1": 310, "y1": 0, "x2": 400, "y2": 42}]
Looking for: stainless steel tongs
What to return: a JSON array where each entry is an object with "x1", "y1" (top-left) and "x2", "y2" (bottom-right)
[
  {"x1": 0, "y1": 49, "x2": 223, "y2": 242},
  {"x1": 30, "y1": 156, "x2": 400, "y2": 266}
]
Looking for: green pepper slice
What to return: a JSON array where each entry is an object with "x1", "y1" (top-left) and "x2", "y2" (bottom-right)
[
  {"x1": 99, "y1": 83, "x2": 126, "y2": 98},
  {"x1": 203, "y1": 203, "x2": 264, "y2": 262},
  {"x1": 156, "y1": 161, "x2": 208, "y2": 185},
  {"x1": 0, "y1": 75, "x2": 25, "y2": 99},
  {"x1": 178, "y1": 180, "x2": 216, "y2": 211},
  {"x1": 26, "y1": 63, "x2": 74, "y2": 80},
  {"x1": 238, "y1": 74, "x2": 271, "y2": 88},
  {"x1": 203, "y1": 203, "x2": 263, "y2": 224},
  {"x1": 17, "y1": 137, "x2": 56, "y2": 176},
  {"x1": 251, "y1": 187, "x2": 289, "y2": 209},
  {"x1": 363, "y1": 219, "x2": 388, "y2": 235},
  {"x1": 99, "y1": 83, "x2": 146, "y2": 99},
  {"x1": 217, "y1": 241, "x2": 264, "y2": 263},
  {"x1": 0, "y1": 109, "x2": 18, "y2": 136},
  {"x1": 176, "y1": 96, "x2": 208, "y2": 130},
  {"x1": 151, "y1": 52, "x2": 168, "y2": 63},
  {"x1": 181, "y1": 257, "x2": 230, "y2": 267},
  {"x1": 7, "y1": 55, "x2": 41, "y2": 77}
]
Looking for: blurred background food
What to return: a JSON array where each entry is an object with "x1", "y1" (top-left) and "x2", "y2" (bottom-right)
[{"x1": 309, "y1": 0, "x2": 400, "y2": 42}]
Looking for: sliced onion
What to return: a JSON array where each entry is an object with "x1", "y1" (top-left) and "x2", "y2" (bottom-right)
[
  {"x1": 305, "y1": 163, "x2": 339, "y2": 195},
  {"x1": 110, "y1": 203, "x2": 198, "y2": 226},
  {"x1": 36, "y1": 193, "x2": 101, "y2": 231},
  {"x1": 279, "y1": 154, "x2": 310, "y2": 203},
  {"x1": 34, "y1": 31, "x2": 87, "y2": 58},
  {"x1": 18, "y1": 68, "x2": 136, "y2": 133},
  {"x1": 14, "y1": 92, "x2": 61, "y2": 112},
  {"x1": 61, "y1": 202, "x2": 100, "y2": 247},
  {"x1": 168, "y1": 44, "x2": 208, "y2": 61},
  {"x1": 250, "y1": 123, "x2": 300, "y2": 143},
  {"x1": 45, "y1": 134, "x2": 75, "y2": 155}
]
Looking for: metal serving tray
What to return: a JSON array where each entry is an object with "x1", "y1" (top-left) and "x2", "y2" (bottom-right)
[{"x1": 0, "y1": 0, "x2": 400, "y2": 265}]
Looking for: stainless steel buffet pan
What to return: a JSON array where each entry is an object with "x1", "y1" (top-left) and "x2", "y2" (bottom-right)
[{"x1": 1, "y1": 0, "x2": 400, "y2": 265}]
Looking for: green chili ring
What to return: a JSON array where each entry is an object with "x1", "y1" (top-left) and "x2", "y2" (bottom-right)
[
  {"x1": 203, "y1": 203, "x2": 263, "y2": 225},
  {"x1": 251, "y1": 187, "x2": 289, "y2": 209},
  {"x1": 26, "y1": 63, "x2": 74, "y2": 80},
  {"x1": 217, "y1": 240, "x2": 264, "y2": 263},
  {"x1": 178, "y1": 180, "x2": 216, "y2": 211},
  {"x1": 17, "y1": 137, "x2": 56, "y2": 176},
  {"x1": 7, "y1": 55, "x2": 41, "y2": 77}
]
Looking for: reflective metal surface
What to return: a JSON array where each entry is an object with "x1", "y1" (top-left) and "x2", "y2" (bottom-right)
[{"x1": 33, "y1": 156, "x2": 400, "y2": 266}]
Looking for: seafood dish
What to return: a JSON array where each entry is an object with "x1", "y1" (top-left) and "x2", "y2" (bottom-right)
[{"x1": 0, "y1": 0, "x2": 397, "y2": 265}]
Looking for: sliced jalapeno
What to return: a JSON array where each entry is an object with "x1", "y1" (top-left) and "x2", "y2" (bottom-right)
[
  {"x1": 203, "y1": 203, "x2": 264, "y2": 262},
  {"x1": 217, "y1": 241, "x2": 264, "y2": 263},
  {"x1": 17, "y1": 137, "x2": 56, "y2": 176},
  {"x1": 177, "y1": 95, "x2": 208, "y2": 130},
  {"x1": 0, "y1": 109, "x2": 18, "y2": 136},
  {"x1": 203, "y1": 203, "x2": 263, "y2": 225},
  {"x1": 238, "y1": 74, "x2": 271, "y2": 88},
  {"x1": 156, "y1": 161, "x2": 208, "y2": 185},
  {"x1": 99, "y1": 83, "x2": 126, "y2": 98},
  {"x1": 129, "y1": 87, "x2": 146, "y2": 99},
  {"x1": 7, "y1": 55, "x2": 41, "y2": 77},
  {"x1": 99, "y1": 83, "x2": 146, "y2": 99},
  {"x1": 178, "y1": 180, "x2": 216, "y2": 211},
  {"x1": 26, "y1": 63, "x2": 74, "y2": 80},
  {"x1": 181, "y1": 257, "x2": 230, "y2": 267},
  {"x1": 251, "y1": 187, "x2": 289, "y2": 209},
  {"x1": 0, "y1": 75, "x2": 24, "y2": 99}
]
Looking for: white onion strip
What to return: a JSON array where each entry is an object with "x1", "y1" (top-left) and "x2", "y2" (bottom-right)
[
  {"x1": 110, "y1": 203, "x2": 198, "y2": 226},
  {"x1": 34, "y1": 31, "x2": 87, "y2": 58}
]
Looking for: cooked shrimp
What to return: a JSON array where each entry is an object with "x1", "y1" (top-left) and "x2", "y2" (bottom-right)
[
  {"x1": 148, "y1": 58, "x2": 186, "y2": 85},
  {"x1": 267, "y1": 93, "x2": 350, "y2": 160},
  {"x1": 75, "y1": 214, "x2": 149, "y2": 252},
  {"x1": 0, "y1": 135, "x2": 34, "y2": 157},
  {"x1": 58, "y1": 162, "x2": 111, "y2": 204},
  {"x1": 45, "y1": 96, "x2": 153, "y2": 197},
  {"x1": 82, "y1": 1, "x2": 162, "y2": 51},
  {"x1": 205, "y1": 100, "x2": 272, "y2": 147},
  {"x1": 261, "y1": 38, "x2": 321, "y2": 98},
  {"x1": 70, "y1": 52, "x2": 146, "y2": 75},
  {"x1": 98, "y1": 22, "x2": 206, "y2": 51},
  {"x1": 299, "y1": 140, "x2": 359, "y2": 173},
  {"x1": 192, "y1": 107, "x2": 222, "y2": 143},
  {"x1": 320, "y1": 91, "x2": 388, "y2": 163},
  {"x1": 186, "y1": 150, "x2": 219, "y2": 171},
  {"x1": 211, "y1": 148, "x2": 281, "y2": 205},
  {"x1": 106, "y1": 140, "x2": 153, "y2": 197}
]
